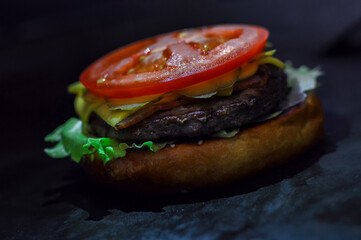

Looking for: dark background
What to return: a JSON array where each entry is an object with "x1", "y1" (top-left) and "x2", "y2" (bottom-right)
[{"x1": 1, "y1": 0, "x2": 361, "y2": 239}]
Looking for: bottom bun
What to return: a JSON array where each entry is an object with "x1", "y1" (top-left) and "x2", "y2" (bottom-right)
[{"x1": 81, "y1": 92, "x2": 324, "y2": 193}]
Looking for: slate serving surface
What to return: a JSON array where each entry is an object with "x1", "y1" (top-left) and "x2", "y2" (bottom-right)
[{"x1": 1, "y1": 1, "x2": 361, "y2": 239}]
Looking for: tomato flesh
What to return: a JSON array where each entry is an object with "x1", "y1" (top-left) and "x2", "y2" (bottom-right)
[{"x1": 80, "y1": 25, "x2": 269, "y2": 99}]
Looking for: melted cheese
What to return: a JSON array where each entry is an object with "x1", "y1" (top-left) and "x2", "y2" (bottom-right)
[{"x1": 94, "y1": 103, "x2": 142, "y2": 127}]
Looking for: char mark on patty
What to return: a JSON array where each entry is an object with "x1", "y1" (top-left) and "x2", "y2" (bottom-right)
[{"x1": 87, "y1": 64, "x2": 288, "y2": 142}]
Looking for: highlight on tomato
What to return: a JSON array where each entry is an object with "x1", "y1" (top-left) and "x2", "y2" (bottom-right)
[{"x1": 80, "y1": 24, "x2": 269, "y2": 99}]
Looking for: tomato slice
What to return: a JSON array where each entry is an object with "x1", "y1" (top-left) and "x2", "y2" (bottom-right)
[{"x1": 80, "y1": 24, "x2": 269, "y2": 99}]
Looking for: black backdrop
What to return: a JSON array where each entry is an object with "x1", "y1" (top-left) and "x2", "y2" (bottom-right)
[{"x1": 1, "y1": 0, "x2": 361, "y2": 239}]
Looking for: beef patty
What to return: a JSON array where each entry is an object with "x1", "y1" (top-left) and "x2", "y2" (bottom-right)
[{"x1": 87, "y1": 64, "x2": 288, "y2": 142}]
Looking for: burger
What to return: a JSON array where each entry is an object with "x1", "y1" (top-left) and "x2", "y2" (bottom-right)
[{"x1": 45, "y1": 24, "x2": 324, "y2": 193}]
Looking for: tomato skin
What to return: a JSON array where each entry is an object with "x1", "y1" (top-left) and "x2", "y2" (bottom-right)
[{"x1": 80, "y1": 25, "x2": 269, "y2": 99}]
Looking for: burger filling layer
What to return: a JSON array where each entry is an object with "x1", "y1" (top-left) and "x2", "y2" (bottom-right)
[
  {"x1": 87, "y1": 64, "x2": 287, "y2": 142},
  {"x1": 45, "y1": 62, "x2": 321, "y2": 164}
]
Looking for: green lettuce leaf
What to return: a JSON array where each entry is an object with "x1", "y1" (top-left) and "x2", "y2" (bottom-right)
[
  {"x1": 191, "y1": 92, "x2": 217, "y2": 99},
  {"x1": 284, "y1": 62, "x2": 322, "y2": 93},
  {"x1": 108, "y1": 102, "x2": 149, "y2": 111},
  {"x1": 279, "y1": 63, "x2": 322, "y2": 110},
  {"x1": 44, "y1": 118, "x2": 171, "y2": 164},
  {"x1": 212, "y1": 129, "x2": 239, "y2": 138},
  {"x1": 45, "y1": 118, "x2": 89, "y2": 163},
  {"x1": 44, "y1": 142, "x2": 68, "y2": 158}
]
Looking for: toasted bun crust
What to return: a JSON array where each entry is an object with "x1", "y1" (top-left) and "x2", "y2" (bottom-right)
[{"x1": 81, "y1": 92, "x2": 324, "y2": 193}]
